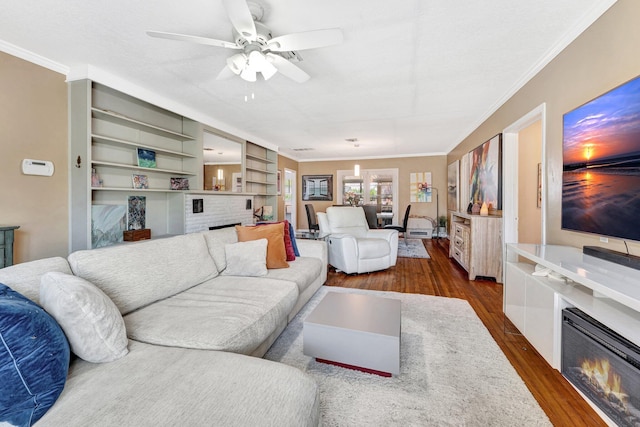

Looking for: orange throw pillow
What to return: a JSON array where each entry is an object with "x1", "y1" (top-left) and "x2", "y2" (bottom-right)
[{"x1": 236, "y1": 224, "x2": 289, "y2": 269}]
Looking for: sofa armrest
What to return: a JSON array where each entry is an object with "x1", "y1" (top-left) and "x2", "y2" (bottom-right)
[
  {"x1": 296, "y1": 239, "x2": 327, "y2": 263},
  {"x1": 295, "y1": 239, "x2": 328, "y2": 283}
]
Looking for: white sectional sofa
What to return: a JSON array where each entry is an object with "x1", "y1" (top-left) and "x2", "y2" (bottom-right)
[{"x1": 0, "y1": 226, "x2": 327, "y2": 426}]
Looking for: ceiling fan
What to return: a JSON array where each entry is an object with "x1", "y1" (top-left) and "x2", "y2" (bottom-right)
[{"x1": 147, "y1": 0, "x2": 343, "y2": 83}]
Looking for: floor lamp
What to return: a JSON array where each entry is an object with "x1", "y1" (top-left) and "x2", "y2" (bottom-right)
[{"x1": 431, "y1": 187, "x2": 439, "y2": 239}]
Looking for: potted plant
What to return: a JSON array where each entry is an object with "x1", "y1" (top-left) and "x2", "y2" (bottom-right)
[{"x1": 437, "y1": 215, "x2": 448, "y2": 238}]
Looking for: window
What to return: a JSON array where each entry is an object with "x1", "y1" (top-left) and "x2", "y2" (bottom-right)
[{"x1": 337, "y1": 168, "x2": 399, "y2": 223}]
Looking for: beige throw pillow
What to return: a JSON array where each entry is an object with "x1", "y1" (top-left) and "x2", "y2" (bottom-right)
[
  {"x1": 236, "y1": 224, "x2": 289, "y2": 269},
  {"x1": 40, "y1": 272, "x2": 128, "y2": 363},
  {"x1": 222, "y1": 239, "x2": 268, "y2": 277}
]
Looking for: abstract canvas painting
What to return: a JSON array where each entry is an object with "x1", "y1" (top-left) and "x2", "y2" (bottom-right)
[
  {"x1": 137, "y1": 148, "x2": 156, "y2": 168},
  {"x1": 91, "y1": 204, "x2": 126, "y2": 248},
  {"x1": 410, "y1": 172, "x2": 432, "y2": 202},
  {"x1": 469, "y1": 134, "x2": 502, "y2": 210},
  {"x1": 127, "y1": 196, "x2": 146, "y2": 230}
]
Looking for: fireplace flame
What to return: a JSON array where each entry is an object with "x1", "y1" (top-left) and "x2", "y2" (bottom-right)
[{"x1": 580, "y1": 358, "x2": 628, "y2": 409}]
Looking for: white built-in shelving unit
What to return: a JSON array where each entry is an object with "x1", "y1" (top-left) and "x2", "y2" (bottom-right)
[
  {"x1": 244, "y1": 141, "x2": 277, "y2": 219},
  {"x1": 69, "y1": 80, "x2": 203, "y2": 251}
]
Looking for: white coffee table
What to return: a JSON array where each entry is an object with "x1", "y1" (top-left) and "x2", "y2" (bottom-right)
[{"x1": 303, "y1": 291, "x2": 401, "y2": 376}]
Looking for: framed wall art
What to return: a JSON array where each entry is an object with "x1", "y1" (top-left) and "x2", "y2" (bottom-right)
[
  {"x1": 302, "y1": 175, "x2": 333, "y2": 201},
  {"x1": 447, "y1": 161, "x2": 459, "y2": 211},
  {"x1": 469, "y1": 133, "x2": 502, "y2": 210},
  {"x1": 410, "y1": 172, "x2": 432, "y2": 202}
]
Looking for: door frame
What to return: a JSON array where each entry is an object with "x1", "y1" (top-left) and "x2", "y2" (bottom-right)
[{"x1": 502, "y1": 103, "x2": 547, "y2": 247}]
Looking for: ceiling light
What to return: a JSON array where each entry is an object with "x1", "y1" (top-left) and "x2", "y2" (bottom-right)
[
  {"x1": 226, "y1": 54, "x2": 246, "y2": 75},
  {"x1": 240, "y1": 67, "x2": 257, "y2": 82},
  {"x1": 354, "y1": 164, "x2": 360, "y2": 177}
]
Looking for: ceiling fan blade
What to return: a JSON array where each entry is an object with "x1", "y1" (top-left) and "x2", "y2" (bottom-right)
[
  {"x1": 147, "y1": 31, "x2": 240, "y2": 49},
  {"x1": 266, "y1": 28, "x2": 343, "y2": 52},
  {"x1": 267, "y1": 53, "x2": 310, "y2": 83},
  {"x1": 221, "y1": 0, "x2": 257, "y2": 42}
]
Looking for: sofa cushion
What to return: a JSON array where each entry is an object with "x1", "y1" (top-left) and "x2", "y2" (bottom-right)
[
  {"x1": 236, "y1": 224, "x2": 289, "y2": 269},
  {"x1": 265, "y1": 257, "x2": 323, "y2": 295},
  {"x1": 288, "y1": 221, "x2": 301, "y2": 256},
  {"x1": 38, "y1": 340, "x2": 319, "y2": 427},
  {"x1": 0, "y1": 284, "x2": 69, "y2": 426},
  {"x1": 68, "y1": 233, "x2": 218, "y2": 315},
  {"x1": 124, "y1": 276, "x2": 298, "y2": 355},
  {"x1": 201, "y1": 227, "x2": 239, "y2": 272},
  {"x1": 40, "y1": 272, "x2": 128, "y2": 363},
  {"x1": 221, "y1": 239, "x2": 267, "y2": 277},
  {"x1": 257, "y1": 221, "x2": 296, "y2": 261},
  {"x1": 0, "y1": 257, "x2": 72, "y2": 305}
]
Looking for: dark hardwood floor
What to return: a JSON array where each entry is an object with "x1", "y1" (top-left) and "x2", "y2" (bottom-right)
[{"x1": 324, "y1": 238, "x2": 607, "y2": 427}]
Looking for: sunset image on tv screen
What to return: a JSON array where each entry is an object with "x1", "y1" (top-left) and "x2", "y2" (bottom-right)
[{"x1": 562, "y1": 74, "x2": 640, "y2": 241}]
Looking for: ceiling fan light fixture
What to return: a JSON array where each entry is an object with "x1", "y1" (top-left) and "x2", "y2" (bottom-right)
[
  {"x1": 227, "y1": 53, "x2": 246, "y2": 75},
  {"x1": 240, "y1": 67, "x2": 257, "y2": 82}
]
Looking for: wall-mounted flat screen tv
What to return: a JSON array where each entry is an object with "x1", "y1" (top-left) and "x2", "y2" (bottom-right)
[{"x1": 562, "y1": 74, "x2": 640, "y2": 242}]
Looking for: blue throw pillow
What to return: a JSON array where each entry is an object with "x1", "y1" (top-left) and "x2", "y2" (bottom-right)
[
  {"x1": 288, "y1": 222, "x2": 300, "y2": 257},
  {"x1": 0, "y1": 283, "x2": 70, "y2": 426}
]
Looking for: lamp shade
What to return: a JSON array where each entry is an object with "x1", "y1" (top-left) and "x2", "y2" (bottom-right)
[{"x1": 354, "y1": 164, "x2": 360, "y2": 176}]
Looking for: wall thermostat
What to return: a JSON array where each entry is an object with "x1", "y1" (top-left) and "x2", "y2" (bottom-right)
[{"x1": 22, "y1": 159, "x2": 55, "y2": 176}]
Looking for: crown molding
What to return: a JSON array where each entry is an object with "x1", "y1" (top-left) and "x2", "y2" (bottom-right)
[{"x1": 0, "y1": 39, "x2": 68, "y2": 74}]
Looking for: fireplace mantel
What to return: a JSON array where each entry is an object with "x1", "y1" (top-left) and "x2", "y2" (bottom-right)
[{"x1": 505, "y1": 243, "x2": 640, "y2": 366}]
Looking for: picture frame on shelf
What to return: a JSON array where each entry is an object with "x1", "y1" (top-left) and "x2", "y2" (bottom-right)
[
  {"x1": 132, "y1": 174, "x2": 149, "y2": 189},
  {"x1": 137, "y1": 148, "x2": 156, "y2": 168},
  {"x1": 170, "y1": 177, "x2": 190, "y2": 190}
]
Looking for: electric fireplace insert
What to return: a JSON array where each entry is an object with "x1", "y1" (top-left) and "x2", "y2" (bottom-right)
[{"x1": 562, "y1": 307, "x2": 640, "y2": 426}]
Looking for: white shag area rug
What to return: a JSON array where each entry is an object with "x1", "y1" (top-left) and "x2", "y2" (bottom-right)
[
  {"x1": 264, "y1": 287, "x2": 551, "y2": 427},
  {"x1": 397, "y1": 238, "x2": 430, "y2": 258}
]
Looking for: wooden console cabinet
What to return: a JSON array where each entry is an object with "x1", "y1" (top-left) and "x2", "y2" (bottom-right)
[{"x1": 449, "y1": 211, "x2": 502, "y2": 282}]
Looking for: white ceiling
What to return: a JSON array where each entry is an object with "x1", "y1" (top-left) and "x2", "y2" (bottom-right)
[{"x1": 0, "y1": 0, "x2": 616, "y2": 161}]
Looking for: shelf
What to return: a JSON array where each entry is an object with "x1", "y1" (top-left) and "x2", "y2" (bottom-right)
[
  {"x1": 92, "y1": 108, "x2": 194, "y2": 141},
  {"x1": 246, "y1": 179, "x2": 275, "y2": 185},
  {"x1": 92, "y1": 187, "x2": 189, "y2": 193},
  {"x1": 246, "y1": 166, "x2": 276, "y2": 174},
  {"x1": 92, "y1": 160, "x2": 195, "y2": 176},
  {"x1": 246, "y1": 153, "x2": 275, "y2": 164},
  {"x1": 92, "y1": 134, "x2": 197, "y2": 159},
  {"x1": 507, "y1": 243, "x2": 640, "y2": 313}
]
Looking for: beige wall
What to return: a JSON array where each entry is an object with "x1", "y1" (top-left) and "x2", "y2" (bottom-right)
[
  {"x1": 447, "y1": 0, "x2": 640, "y2": 252},
  {"x1": 203, "y1": 164, "x2": 241, "y2": 190},
  {"x1": 518, "y1": 121, "x2": 542, "y2": 244},
  {"x1": 0, "y1": 51, "x2": 68, "y2": 263},
  {"x1": 297, "y1": 156, "x2": 447, "y2": 228}
]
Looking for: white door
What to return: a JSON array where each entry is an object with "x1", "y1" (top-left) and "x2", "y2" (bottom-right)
[{"x1": 284, "y1": 169, "x2": 297, "y2": 230}]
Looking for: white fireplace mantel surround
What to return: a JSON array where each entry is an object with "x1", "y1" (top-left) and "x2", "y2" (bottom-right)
[{"x1": 504, "y1": 243, "x2": 640, "y2": 370}]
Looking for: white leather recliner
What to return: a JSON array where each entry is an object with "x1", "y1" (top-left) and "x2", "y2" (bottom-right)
[{"x1": 317, "y1": 206, "x2": 398, "y2": 274}]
